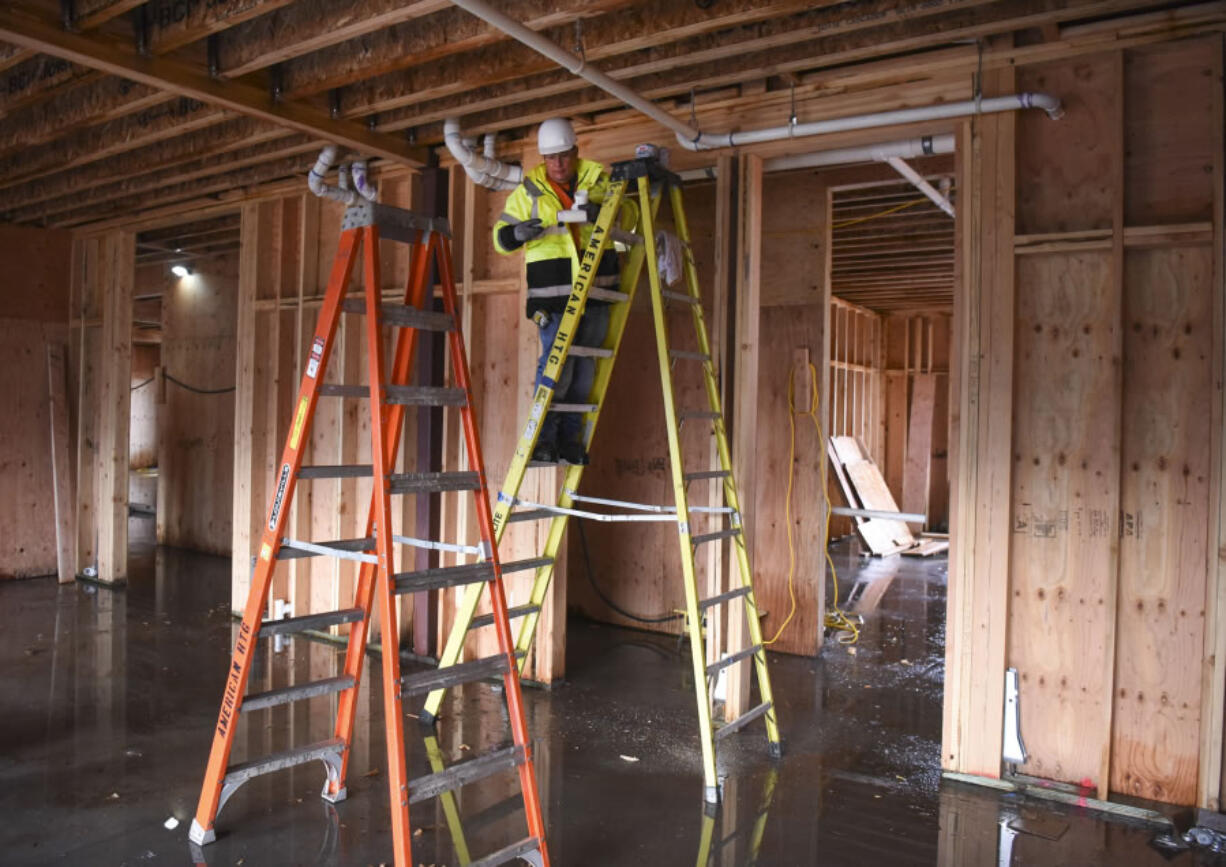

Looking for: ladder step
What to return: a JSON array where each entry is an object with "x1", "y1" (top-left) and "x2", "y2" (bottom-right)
[
  {"x1": 501, "y1": 557, "x2": 554, "y2": 574},
  {"x1": 469, "y1": 837, "x2": 543, "y2": 867},
  {"x1": 590, "y1": 287, "x2": 630, "y2": 303},
  {"x1": 507, "y1": 509, "x2": 555, "y2": 523},
  {"x1": 385, "y1": 385, "x2": 467, "y2": 406},
  {"x1": 401, "y1": 653, "x2": 509, "y2": 696},
  {"x1": 698, "y1": 585, "x2": 751, "y2": 612},
  {"x1": 389, "y1": 471, "x2": 480, "y2": 494},
  {"x1": 568, "y1": 345, "x2": 613, "y2": 358},
  {"x1": 678, "y1": 410, "x2": 721, "y2": 423},
  {"x1": 408, "y1": 745, "x2": 525, "y2": 804},
  {"x1": 242, "y1": 675, "x2": 356, "y2": 713},
  {"x1": 316, "y1": 385, "x2": 467, "y2": 407},
  {"x1": 693, "y1": 528, "x2": 742, "y2": 546},
  {"x1": 341, "y1": 297, "x2": 454, "y2": 331},
  {"x1": 276, "y1": 537, "x2": 373, "y2": 561},
  {"x1": 706, "y1": 644, "x2": 763, "y2": 676},
  {"x1": 394, "y1": 562, "x2": 494, "y2": 594},
  {"x1": 684, "y1": 469, "x2": 729, "y2": 482},
  {"x1": 470, "y1": 603, "x2": 540, "y2": 630},
  {"x1": 669, "y1": 350, "x2": 710, "y2": 362},
  {"x1": 550, "y1": 402, "x2": 597, "y2": 413},
  {"x1": 224, "y1": 737, "x2": 344, "y2": 788},
  {"x1": 662, "y1": 290, "x2": 699, "y2": 304},
  {"x1": 299, "y1": 464, "x2": 372, "y2": 479},
  {"x1": 258, "y1": 607, "x2": 365, "y2": 636},
  {"x1": 714, "y1": 701, "x2": 773, "y2": 741}
]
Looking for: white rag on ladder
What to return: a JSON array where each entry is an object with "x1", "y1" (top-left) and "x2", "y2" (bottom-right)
[{"x1": 655, "y1": 230, "x2": 683, "y2": 286}]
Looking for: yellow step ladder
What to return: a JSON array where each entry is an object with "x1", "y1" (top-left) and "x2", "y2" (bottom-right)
[{"x1": 421, "y1": 149, "x2": 781, "y2": 803}]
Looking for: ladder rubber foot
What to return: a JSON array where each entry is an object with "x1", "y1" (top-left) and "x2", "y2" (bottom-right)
[
  {"x1": 417, "y1": 709, "x2": 438, "y2": 728},
  {"x1": 769, "y1": 741, "x2": 784, "y2": 759},
  {"x1": 320, "y1": 785, "x2": 347, "y2": 804},
  {"x1": 188, "y1": 818, "x2": 215, "y2": 846}
]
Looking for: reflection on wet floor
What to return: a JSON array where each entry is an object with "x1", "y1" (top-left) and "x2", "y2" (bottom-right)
[{"x1": 0, "y1": 525, "x2": 1217, "y2": 865}]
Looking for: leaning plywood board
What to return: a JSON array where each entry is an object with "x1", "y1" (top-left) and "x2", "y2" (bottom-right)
[{"x1": 844, "y1": 459, "x2": 916, "y2": 551}]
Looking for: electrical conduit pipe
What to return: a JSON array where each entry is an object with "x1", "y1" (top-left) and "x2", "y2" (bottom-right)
[{"x1": 446, "y1": 0, "x2": 1062, "y2": 149}]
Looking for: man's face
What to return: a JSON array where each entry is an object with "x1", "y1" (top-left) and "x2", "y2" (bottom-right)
[{"x1": 543, "y1": 148, "x2": 577, "y2": 184}]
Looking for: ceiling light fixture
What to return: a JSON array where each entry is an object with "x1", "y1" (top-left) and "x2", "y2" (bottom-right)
[{"x1": 171, "y1": 264, "x2": 192, "y2": 278}]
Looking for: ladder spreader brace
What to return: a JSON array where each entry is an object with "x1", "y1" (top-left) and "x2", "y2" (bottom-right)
[
  {"x1": 421, "y1": 153, "x2": 782, "y2": 804},
  {"x1": 189, "y1": 200, "x2": 549, "y2": 867}
]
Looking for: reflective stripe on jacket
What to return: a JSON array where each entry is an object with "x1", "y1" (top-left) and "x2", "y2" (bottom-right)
[{"x1": 493, "y1": 159, "x2": 621, "y2": 316}]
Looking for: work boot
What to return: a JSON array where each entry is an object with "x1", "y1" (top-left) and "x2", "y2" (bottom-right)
[
  {"x1": 559, "y1": 441, "x2": 590, "y2": 466},
  {"x1": 532, "y1": 440, "x2": 559, "y2": 464}
]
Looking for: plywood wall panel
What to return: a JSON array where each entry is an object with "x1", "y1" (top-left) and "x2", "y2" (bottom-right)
[
  {"x1": 1009, "y1": 251, "x2": 1119, "y2": 790},
  {"x1": 129, "y1": 344, "x2": 158, "y2": 470},
  {"x1": 761, "y1": 170, "x2": 824, "y2": 307},
  {"x1": 1123, "y1": 40, "x2": 1216, "y2": 227},
  {"x1": 1016, "y1": 55, "x2": 1117, "y2": 235},
  {"x1": 1110, "y1": 246, "x2": 1213, "y2": 804},
  {"x1": 158, "y1": 253, "x2": 237, "y2": 555}
]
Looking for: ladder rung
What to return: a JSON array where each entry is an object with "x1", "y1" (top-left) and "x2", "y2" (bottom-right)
[
  {"x1": 385, "y1": 385, "x2": 467, "y2": 406},
  {"x1": 699, "y1": 585, "x2": 751, "y2": 612},
  {"x1": 319, "y1": 384, "x2": 372, "y2": 399},
  {"x1": 408, "y1": 745, "x2": 525, "y2": 804},
  {"x1": 401, "y1": 653, "x2": 510, "y2": 696},
  {"x1": 678, "y1": 410, "x2": 721, "y2": 423},
  {"x1": 507, "y1": 509, "x2": 556, "y2": 523},
  {"x1": 501, "y1": 557, "x2": 554, "y2": 574},
  {"x1": 394, "y1": 562, "x2": 494, "y2": 594},
  {"x1": 277, "y1": 537, "x2": 373, "y2": 561},
  {"x1": 258, "y1": 608, "x2": 365, "y2": 636},
  {"x1": 590, "y1": 287, "x2": 630, "y2": 303},
  {"x1": 714, "y1": 701, "x2": 773, "y2": 741},
  {"x1": 342, "y1": 297, "x2": 454, "y2": 331},
  {"x1": 470, "y1": 604, "x2": 540, "y2": 630},
  {"x1": 684, "y1": 470, "x2": 729, "y2": 482},
  {"x1": 662, "y1": 290, "x2": 699, "y2": 304},
  {"x1": 550, "y1": 402, "x2": 597, "y2": 413},
  {"x1": 706, "y1": 644, "x2": 763, "y2": 676},
  {"x1": 669, "y1": 350, "x2": 710, "y2": 362},
  {"x1": 224, "y1": 737, "x2": 344, "y2": 787},
  {"x1": 692, "y1": 528, "x2": 741, "y2": 546},
  {"x1": 568, "y1": 345, "x2": 613, "y2": 358},
  {"x1": 469, "y1": 837, "x2": 543, "y2": 867},
  {"x1": 299, "y1": 464, "x2": 372, "y2": 479},
  {"x1": 241, "y1": 675, "x2": 355, "y2": 713},
  {"x1": 389, "y1": 471, "x2": 480, "y2": 494}
]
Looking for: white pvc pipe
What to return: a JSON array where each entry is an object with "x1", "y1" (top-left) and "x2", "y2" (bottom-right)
[
  {"x1": 446, "y1": 0, "x2": 1062, "y2": 152},
  {"x1": 763, "y1": 133, "x2": 956, "y2": 174},
  {"x1": 443, "y1": 117, "x2": 521, "y2": 191},
  {"x1": 886, "y1": 156, "x2": 955, "y2": 218},
  {"x1": 351, "y1": 160, "x2": 378, "y2": 202},
  {"x1": 308, "y1": 145, "x2": 357, "y2": 204}
]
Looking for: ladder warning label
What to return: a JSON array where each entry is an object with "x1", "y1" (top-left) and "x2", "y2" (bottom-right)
[
  {"x1": 268, "y1": 463, "x2": 291, "y2": 530},
  {"x1": 289, "y1": 397, "x2": 309, "y2": 449},
  {"x1": 305, "y1": 336, "x2": 325, "y2": 378}
]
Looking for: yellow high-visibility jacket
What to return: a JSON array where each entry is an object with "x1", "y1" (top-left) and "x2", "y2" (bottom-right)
[{"x1": 493, "y1": 160, "x2": 621, "y2": 318}]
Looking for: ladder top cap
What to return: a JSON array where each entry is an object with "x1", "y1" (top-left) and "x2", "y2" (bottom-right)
[
  {"x1": 342, "y1": 201, "x2": 451, "y2": 242},
  {"x1": 610, "y1": 156, "x2": 680, "y2": 187}
]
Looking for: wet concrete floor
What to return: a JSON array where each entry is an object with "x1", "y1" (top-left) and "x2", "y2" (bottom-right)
[{"x1": 0, "y1": 522, "x2": 1219, "y2": 865}]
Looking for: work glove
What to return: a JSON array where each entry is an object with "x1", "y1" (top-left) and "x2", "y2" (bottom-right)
[
  {"x1": 513, "y1": 218, "x2": 545, "y2": 242},
  {"x1": 581, "y1": 202, "x2": 602, "y2": 223}
]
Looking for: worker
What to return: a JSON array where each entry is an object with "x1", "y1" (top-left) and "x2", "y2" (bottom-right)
[{"x1": 493, "y1": 117, "x2": 621, "y2": 466}]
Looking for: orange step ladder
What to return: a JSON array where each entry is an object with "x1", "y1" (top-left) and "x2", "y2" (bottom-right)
[{"x1": 188, "y1": 198, "x2": 549, "y2": 867}]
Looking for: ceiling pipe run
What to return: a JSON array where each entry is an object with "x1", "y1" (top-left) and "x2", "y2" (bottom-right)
[
  {"x1": 447, "y1": 0, "x2": 1062, "y2": 152},
  {"x1": 886, "y1": 155, "x2": 955, "y2": 218}
]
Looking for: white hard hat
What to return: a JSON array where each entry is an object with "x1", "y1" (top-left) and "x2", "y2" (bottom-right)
[{"x1": 537, "y1": 118, "x2": 576, "y2": 156}]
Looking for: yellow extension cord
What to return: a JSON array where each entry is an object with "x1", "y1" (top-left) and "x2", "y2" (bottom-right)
[{"x1": 764, "y1": 362, "x2": 861, "y2": 647}]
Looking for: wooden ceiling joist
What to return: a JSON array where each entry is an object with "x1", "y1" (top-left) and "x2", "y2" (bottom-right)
[
  {"x1": 1, "y1": 117, "x2": 293, "y2": 212},
  {"x1": 138, "y1": 214, "x2": 240, "y2": 244},
  {"x1": 0, "y1": 4, "x2": 429, "y2": 166},
  {"x1": 9, "y1": 133, "x2": 315, "y2": 223},
  {"x1": 0, "y1": 78, "x2": 170, "y2": 157}
]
